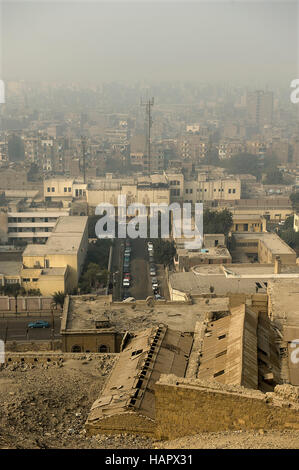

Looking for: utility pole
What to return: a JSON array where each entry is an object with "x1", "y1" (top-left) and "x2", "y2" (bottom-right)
[
  {"x1": 140, "y1": 97, "x2": 154, "y2": 175},
  {"x1": 81, "y1": 135, "x2": 86, "y2": 184}
]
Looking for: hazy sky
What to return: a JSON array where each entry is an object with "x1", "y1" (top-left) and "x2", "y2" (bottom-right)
[{"x1": 1, "y1": 1, "x2": 298, "y2": 86}]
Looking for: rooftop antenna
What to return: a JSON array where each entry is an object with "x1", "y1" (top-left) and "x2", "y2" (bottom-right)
[
  {"x1": 140, "y1": 96, "x2": 154, "y2": 174},
  {"x1": 81, "y1": 135, "x2": 86, "y2": 184}
]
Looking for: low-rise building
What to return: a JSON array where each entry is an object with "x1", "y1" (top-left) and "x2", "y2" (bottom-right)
[
  {"x1": 85, "y1": 324, "x2": 193, "y2": 435},
  {"x1": 231, "y1": 232, "x2": 297, "y2": 264},
  {"x1": 20, "y1": 216, "x2": 88, "y2": 295},
  {"x1": 231, "y1": 214, "x2": 267, "y2": 233}
]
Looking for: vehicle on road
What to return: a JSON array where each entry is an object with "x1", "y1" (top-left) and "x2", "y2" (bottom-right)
[
  {"x1": 150, "y1": 266, "x2": 156, "y2": 276},
  {"x1": 155, "y1": 294, "x2": 164, "y2": 300},
  {"x1": 28, "y1": 320, "x2": 50, "y2": 329},
  {"x1": 147, "y1": 241, "x2": 153, "y2": 249},
  {"x1": 123, "y1": 279, "x2": 130, "y2": 287}
]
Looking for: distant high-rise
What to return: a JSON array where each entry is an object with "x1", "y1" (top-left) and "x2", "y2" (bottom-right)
[{"x1": 247, "y1": 90, "x2": 273, "y2": 129}]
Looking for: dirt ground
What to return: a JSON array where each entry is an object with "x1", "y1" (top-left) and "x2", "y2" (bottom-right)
[{"x1": 0, "y1": 356, "x2": 299, "y2": 449}]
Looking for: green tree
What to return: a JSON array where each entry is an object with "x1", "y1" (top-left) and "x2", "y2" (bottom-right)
[
  {"x1": 152, "y1": 239, "x2": 176, "y2": 267},
  {"x1": 4, "y1": 284, "x2": 25, "y2": 314},
  {"x1": 52, "y1": 291, "x2": 66, "y2": 309},
  {"x1": 222, "y1": 153, "x2": 260, "y2": 178},
  {"x1": 203, "y1": 209, "x2": 233, "y2": 236},
  {"x1": 290, "y1": 192, "x2": 299, "y2": 212},
  {"x1": 264, "y1": 168, "x2": 285, "y2": 185}
]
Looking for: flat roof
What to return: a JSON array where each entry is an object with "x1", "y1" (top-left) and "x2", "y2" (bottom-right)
[
  {"x1": 232, "y1": 214, "x2": 265, "y2": 220},
  {"x1": 169, "y1": 271, "x2": 266, "y2": 295},
  {"x1": 233, "y1": 232, "x2": 296, "y2": 255},
  {"x1": 177, "y1": 247, "x2": 231, "y2": 259},
  {"x1": 23, "y1": 216, "x2": 88, "y2": 256},
  {"x1": 268, "y1": 279, "x2": 299, "y2": 329},
  {"x1": 63, "y1": 295, "x2": 230, "y2": 333},
  {"x1": 0, "y1": 261, "x2": 22, "y2": 277}
]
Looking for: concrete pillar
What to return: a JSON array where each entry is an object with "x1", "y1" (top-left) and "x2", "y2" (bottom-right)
[{"x1": 274, "y1": 256, "x2": 281, "y2": 274}]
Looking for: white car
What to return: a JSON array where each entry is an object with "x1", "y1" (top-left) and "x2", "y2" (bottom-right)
[{"x1": 123, "y1": 279, "x2": 130, "y2": 287}]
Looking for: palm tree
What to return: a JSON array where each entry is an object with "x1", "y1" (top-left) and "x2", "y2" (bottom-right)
[{"x1": 52, "y1": 291, "x2": 66, "y2": 309}]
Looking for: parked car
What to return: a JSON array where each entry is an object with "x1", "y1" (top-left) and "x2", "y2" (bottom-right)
[
  {"x1": 28, "y1": 320, "x2": 50, "y2": 329},
  {"x1": 150, "y1": 266, "x2": 156, "y2": 276},
  {"x1": 155, "y1": 294, "x2": 164, "y2": 300},
  {"x1": 149, "y1": 255, "x2": 154, "y2": 263},
  {"x1": 147, "y1": 241, "x2": 153, "y2": 249},
  {"x1": 123, "y1": 279, "x2": 130, "y2": 287}
]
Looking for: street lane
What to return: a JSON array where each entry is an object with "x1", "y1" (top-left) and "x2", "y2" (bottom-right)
[{"x1": 0, "y1": 315, "x2": 61, "y2": 341}]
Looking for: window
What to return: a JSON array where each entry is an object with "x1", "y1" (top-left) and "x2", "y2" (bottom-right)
[
  {"x1": 68, "y1": 187, "x2": 71, "y2": 192},
  {"x1": 51, "y1": 187, "x2": 55, "y2": 192},
  {"x1": 186, "y1": 189, "x2": 189, "y2": 194},
  {"x1": 64, "y1": 187, "x2": 67, "y2": 192},
  {"x1": 47, "y1": 187, "x2": 50, "y2": 192},
  {"x1": 71, "y1": 345, "x2": 81, "y2": 353},
  {"x1": 218, "y1": 334, "x2": 226, "y2": 340},
  {"x1": 98, "y1": 345, "x2": 108, "y2": 353},
  {"x1": 233, "y1": 189, "x2": 236, "y2": 193},
  {"x1": 215, "y1": 350, "x2": 227, "y2": 358},
  {"x1": 214, "y1": 370, "x2": 225, "y2": 377},
  {"x1": 131, "y1": 349, "x2": 143, "y2": 357},
  {"x1": 228, "y1": 189, "x2": 231, "y2": 193}
]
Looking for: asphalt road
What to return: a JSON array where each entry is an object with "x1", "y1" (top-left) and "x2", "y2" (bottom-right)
[
  {"x1": 130, "y1": 238, "x2": 152, "y2": 300},
  {"x1": 0, "y1": 315, "x2": 61, "y2": 342}
]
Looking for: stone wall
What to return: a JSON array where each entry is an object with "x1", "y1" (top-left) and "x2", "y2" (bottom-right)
[
  {"x1": 85, "y1": 412, "x2": 155, "y2": 436},
  {"x1": 154, "y1": 375, "x2": 299, "y2": 440},
  {"x1": 5, "y1": 340, "x2": 62, "y2": 352},
  {"x1": 0, "y1": 296, "x2": 61, "y2": 313}
]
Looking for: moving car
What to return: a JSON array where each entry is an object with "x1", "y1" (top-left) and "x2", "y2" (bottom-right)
[{"x1": 28, "y1": 320, "x2": 50, "y2": 329}]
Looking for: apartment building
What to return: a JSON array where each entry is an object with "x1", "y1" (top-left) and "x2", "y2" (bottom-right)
[
  {"x1": 20, "y1": 216, "x2": 88, "y2": 295},
  {"x1": 247, "y1": 90, "x2": 273, "y2": 129},
  {"x1": 0, "y1": 208, "x2": 70, "y2": 244},
  {"x1": 183, "y1": 174, "x2": 241, "y2": 203},
  {"x1": 87, "y1": 174, "x2": 170, "y2": 212},
  {"x1": 44, "y1": 178, "x2": 87, "y2": 204},
  {"x1": 232, "y1": 232, "x2": 296, "y2": 264}
]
